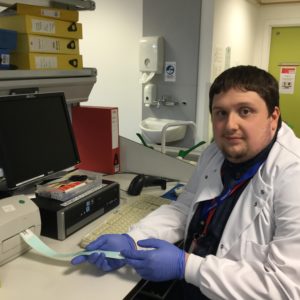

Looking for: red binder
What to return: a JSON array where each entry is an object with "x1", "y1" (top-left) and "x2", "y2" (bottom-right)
[{"x1": 72, "y1": 106, "x2": 120, "y2": 174}]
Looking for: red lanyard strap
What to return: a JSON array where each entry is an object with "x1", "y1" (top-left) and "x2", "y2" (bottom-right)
[{"x1": 200, "y1": 160, "x2": 265, "y2": 223}]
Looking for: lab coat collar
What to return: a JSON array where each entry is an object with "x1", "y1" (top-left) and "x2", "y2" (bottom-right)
[
  {"x1": 217, "y1": 165, "x2": 272, "y2": 256},
  {"x1": 193, "y1": 154, "x2": 224, "y2": 207},
  {"x1": 191, "y1": 152, "x2": 272, "y2": 257}
]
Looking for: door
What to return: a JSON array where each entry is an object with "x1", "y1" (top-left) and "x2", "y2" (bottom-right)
[{"x1": 268, "y1": 26, "x2": 300, "y2": 137}]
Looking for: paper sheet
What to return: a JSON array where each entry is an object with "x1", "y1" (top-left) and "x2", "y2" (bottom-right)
[
  {"x1": 20, "y1": 229, "x2": 124, "y2": 261},
  {"x1": 139, "y1": 71, "x2": 155, "y2": 84}
]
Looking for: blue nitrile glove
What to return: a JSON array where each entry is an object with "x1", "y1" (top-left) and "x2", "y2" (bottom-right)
[
  {"x1": 121, "y1": 238, "x2": 185, "y2": 282},
  {"x1": 71, "y1": 234, "x2": 136, "y2": 271}
]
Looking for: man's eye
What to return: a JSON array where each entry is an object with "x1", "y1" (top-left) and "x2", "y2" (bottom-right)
[
  {"x1": 214, "y1": 110, "x2": 226, "y2": 117},
  {"x1": 240, "y1": 108, "x2": 251, "y2": 116}
]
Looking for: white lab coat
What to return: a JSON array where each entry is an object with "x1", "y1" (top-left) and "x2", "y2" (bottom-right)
[{"x1": 128, "y1": 123, "x2": 300, "y2": 299}]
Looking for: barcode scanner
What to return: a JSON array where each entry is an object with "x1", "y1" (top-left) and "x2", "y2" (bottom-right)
[{"x1": 127, "y1": 174, "x2": 167, "y2": 196}]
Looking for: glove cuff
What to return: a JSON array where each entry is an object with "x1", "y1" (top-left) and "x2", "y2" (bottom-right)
[
  {"x1": 178, "y1": 250, "x2": 186, "y2": 280},
  {"x1": 122, "y1": 234, "x2": 137, "y2": 250}
]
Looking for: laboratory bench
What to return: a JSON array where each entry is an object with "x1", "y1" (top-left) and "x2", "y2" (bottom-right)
[{"x1": 0, "y1": 173, "x2": 182, "y2": 300}]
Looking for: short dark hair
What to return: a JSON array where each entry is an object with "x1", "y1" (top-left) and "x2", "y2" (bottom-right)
[{"x1": 209, "y1": 65, "x2": 280, "y2": 117}]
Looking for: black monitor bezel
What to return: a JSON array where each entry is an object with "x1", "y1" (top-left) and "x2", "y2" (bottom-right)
[{"x1": 0, "y1": 92, "x2": 80, "y2": 191}]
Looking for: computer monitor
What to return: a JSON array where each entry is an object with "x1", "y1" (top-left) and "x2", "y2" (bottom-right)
[{"x1": 0, "y1": 92, "x2": 80, "y2": 191}]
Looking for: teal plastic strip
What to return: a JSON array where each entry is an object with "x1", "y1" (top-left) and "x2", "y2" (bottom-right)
[{"x1": 20, "y1": 229, "x2": 124, "y2": 261}]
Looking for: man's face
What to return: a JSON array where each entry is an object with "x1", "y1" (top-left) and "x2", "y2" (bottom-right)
[{"x1": 211, "y1": 88, "x2": 280, "y2": 163}]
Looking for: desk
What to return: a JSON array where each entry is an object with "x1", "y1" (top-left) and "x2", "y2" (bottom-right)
[{"x1": 0, "y1": 174, "x2": 157, "y2": 300}]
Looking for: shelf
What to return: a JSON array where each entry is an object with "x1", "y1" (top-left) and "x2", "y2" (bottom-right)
[
  {"x1": 0, "y1": 68, "x2": 97, "y2": 80},
  {"x1": 0, "y1": 0, "x2": 97, "y2": 102},
  {"x1": 0, "y1": 0, "x2": 95, "y2": 10},
  {"x1": 0, "y1": 68, "x2": 97, "y2": 104}
]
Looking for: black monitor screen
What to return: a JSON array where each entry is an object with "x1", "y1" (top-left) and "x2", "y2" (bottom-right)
[{"x1": 0, "y1": 92, "x2": 80, "y2": 190}]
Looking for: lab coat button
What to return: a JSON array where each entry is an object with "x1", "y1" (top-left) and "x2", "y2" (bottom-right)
[
  {"x1": 260, "y1": 190, "x2": 265, "y2": 195},
  {"x1": 220, "y1": 244, "x2": 224, "y2": 249},
  {"x1": 254, "y1": 202, "x2": 258, "y2": 207},
  {"x1": 205, "y1": 175, "x2": 208, "y2": 179}
]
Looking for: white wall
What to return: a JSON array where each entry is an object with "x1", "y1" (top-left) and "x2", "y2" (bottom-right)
[
  {"x1": 195, "y1": 0, "x2": 214, "y2": 143},
  {"x1": 209, "y1": 0, "x2": 300, "y2": 81},
  {"x1": 212, "y1": 0, "x2": 259, "y2": 77},
  {"x1": 79, "y1": 0, "x2": 143, "y2": 143},
  {"x1": 196, "y1": 0, "x2": 260, "y2": 142},
  {"x1": 80, "y1": 0, "x2": 300, "y2": 144}
]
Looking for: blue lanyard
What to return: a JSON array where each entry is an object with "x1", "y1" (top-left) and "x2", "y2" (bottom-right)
[{"x1": 200, "y1": 160, "x2": 264, "y2": 220}]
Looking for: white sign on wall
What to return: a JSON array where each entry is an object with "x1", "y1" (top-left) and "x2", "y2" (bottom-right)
[
  {"x1": 279, "y1": 66, "x2": 297, "y2": 95},
  {"x1": 164, "y1": 61, "x2": 176, "y2": 82}
]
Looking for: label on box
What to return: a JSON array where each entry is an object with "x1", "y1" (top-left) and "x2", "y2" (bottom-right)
[
  {"x1": 111, "y1": 109, "x2": 119, "y2": 149},
  {"x1": 54, "y1": 181, "x2": 86, "y2": 193},
  {"x1": 35, "y1": 56, "x2": 58, "y2": 69},
  {"x1": 29, "y1": 36, "x2": 60, "y2": 52},
  {"x1": 0, "y1": 54, "x2": 9, "y2": 65},
  {"x1": 32, "y1": 19, "x2": 56, "y2": 34},
  {"x1": 41, "y1": 9, "x2": 61, "y2": 19},
  {"x1": 1, "y1": 204, "x2": 15, "y2": 213}
]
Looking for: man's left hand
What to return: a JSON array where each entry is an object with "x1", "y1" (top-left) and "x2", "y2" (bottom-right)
[{"x1": 121, "y1": 238, "x2": 185, "y2": 282}]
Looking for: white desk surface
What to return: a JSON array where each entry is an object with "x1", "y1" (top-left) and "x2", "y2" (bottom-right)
[{"x1": 0, "y1": 173, "x2": 169, "y2": 300}]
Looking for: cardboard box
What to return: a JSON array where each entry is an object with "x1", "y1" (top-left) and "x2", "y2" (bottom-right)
[
  {"x1": 72, "y1": 106, "x2": 120, "y2": 175},
  {"x1": 16, "y1": 34, "x2": 80, "y2": 55},
  {"x1": 0, "y1": 15, "x2": 82, "y2": 39},
  {"x1": 10, "y1": 52, "x2": 83, "y2": 70},
  {"x1": 1, "y1": 3, "x2": 79, "y2": 22},
  {"x1": 0, "y1": 28, "x2": 17, "y2": 50}
]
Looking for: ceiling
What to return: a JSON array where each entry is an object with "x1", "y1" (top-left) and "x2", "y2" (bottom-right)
[{"x1": 257, "y1": 0, "x2": 300, "y2": 4}]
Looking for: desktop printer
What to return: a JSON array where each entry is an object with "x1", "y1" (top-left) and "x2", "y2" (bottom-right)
[
  {"x1": 0, "y1": 195, "x2": 41, "y2": 266},
  {"x1": 33, "y1": 180, "x2": 120, "y2": 240}
]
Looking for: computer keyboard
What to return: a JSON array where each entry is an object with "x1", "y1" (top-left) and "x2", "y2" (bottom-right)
[{"x1": 79, "y1": 194, "x2": 171, "y2": 248}]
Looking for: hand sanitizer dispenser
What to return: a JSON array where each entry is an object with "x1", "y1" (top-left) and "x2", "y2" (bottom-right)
[{"x1": 144, "y1": 83, "x2": 157, "y2": 107}]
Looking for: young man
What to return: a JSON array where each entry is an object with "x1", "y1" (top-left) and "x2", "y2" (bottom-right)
[{"x1": 72, "y1": 66, "x2": 300, "y2": 299}]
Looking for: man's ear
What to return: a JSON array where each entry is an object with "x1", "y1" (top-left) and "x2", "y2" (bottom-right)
[{"x1": 271, "y1": 106, "x2": 280, "y2": 131}]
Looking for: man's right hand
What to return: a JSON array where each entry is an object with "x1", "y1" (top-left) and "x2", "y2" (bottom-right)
[{"x1": 71, "y1": 234, "x2": 136, "y2": 272}]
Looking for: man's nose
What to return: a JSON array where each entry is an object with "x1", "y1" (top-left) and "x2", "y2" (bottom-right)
[{"x1": 225, "y1": 113, "x2": 239, "y2": 130}]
